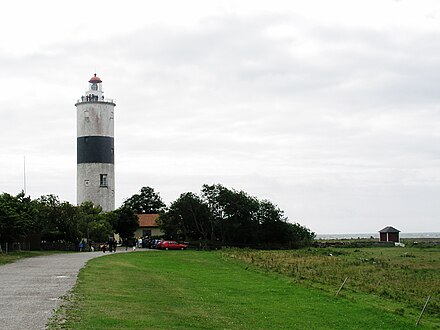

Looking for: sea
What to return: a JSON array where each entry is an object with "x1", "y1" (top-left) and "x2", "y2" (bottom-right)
[{"x1": 316, "y1": 232, "x2": 440, "y2": 240}]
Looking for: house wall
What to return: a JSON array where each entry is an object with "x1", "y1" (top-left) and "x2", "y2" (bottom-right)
[
  {"x1": 134, "y1": 227, "x2": 164, "y2": 238},
  {"x1": 380, "y1": 232, "x2": 399, "y2": 242},
  {"x1": 388, "y1": 232, "x2": 399, "y2": 242}
]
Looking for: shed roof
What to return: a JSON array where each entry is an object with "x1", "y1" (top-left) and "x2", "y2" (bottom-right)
[
  {"x1": 137, "y1": 214, "x2": 160, "y2": 227},
  {"x1": 379, "y1": 226, "x2": 400, "y2": 233}
]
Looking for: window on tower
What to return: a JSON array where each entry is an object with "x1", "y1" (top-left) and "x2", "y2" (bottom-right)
[
  {"x1": 91, "y1": 83, "x2": 98, "y2": 91},
  {"x1": 100, "y1": 174, "x2": 108, "y2": 187}
]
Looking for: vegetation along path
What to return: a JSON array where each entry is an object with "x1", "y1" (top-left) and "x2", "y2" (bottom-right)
[
  {"x1": 52, "y1": 250, "x2": 435, "y2": 329},
  {"x1": 0, "y1": 250, "x2": 139, "y2": 330}
]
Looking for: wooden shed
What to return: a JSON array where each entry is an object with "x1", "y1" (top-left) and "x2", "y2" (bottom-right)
[{"x1": 379, "y1": 226, "x2": 400, "y2": 242}]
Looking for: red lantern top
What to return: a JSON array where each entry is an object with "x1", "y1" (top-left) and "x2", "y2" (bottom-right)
[{"x1": 88, "y1": 73, "x2": 102, "y2": 84}]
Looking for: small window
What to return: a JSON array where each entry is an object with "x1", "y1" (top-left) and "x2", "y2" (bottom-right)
[
  {"x1": 100, "y1": 174, "x2": 108, "y2": 187},
  {"x1": 84, "y1": 180, "x2": 90, "y2": 187}
]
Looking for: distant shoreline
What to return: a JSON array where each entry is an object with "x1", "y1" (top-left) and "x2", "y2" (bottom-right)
[{"x1": 316, "y1": 232, "x2": 440, "y2": 240}]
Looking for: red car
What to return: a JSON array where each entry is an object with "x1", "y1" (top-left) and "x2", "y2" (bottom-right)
[{"x1": 161, "y1": 241, "x2": 188, "y2": 250}]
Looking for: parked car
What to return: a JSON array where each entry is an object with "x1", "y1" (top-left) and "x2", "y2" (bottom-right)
[
  {"x1": 150, "y1": 239, "x2": 160, "y2": 249},
  {"x1": 161, "y1": 241, "x2": 188, "y2": 250},
  {"x1": 155, "y1": 240, "x2": 164, "y2": 249}
]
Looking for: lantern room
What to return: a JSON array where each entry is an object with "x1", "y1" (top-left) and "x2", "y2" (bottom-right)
[{"x1": 89, "y1": 73, "x2": 103, "y2": 92}]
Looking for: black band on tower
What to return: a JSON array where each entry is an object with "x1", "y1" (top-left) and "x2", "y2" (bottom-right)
[{"x1": 77, "y1": 136, "x2": 114, "y2": 164}]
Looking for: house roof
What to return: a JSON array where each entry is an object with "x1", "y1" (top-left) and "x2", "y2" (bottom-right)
[
  {"x1": 379, "y1": 226, "x2": 400, "y2": 233},
  {"x1": 137, "y1": 214, "x2": 160, "y2": 227}
]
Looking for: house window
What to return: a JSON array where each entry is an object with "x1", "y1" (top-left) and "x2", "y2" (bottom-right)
[{"x1": 100, "y1": 174, "x2": 108, "y2": 187}]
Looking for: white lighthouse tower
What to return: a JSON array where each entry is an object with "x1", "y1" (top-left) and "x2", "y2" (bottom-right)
[{"x1": 75, "y1": 74, "x2": 115, "y2": 211}]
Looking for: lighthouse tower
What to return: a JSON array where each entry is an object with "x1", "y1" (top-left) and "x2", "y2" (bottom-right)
[{"x1": 75, "y1": 74, "x2": 115, "y2": 211}]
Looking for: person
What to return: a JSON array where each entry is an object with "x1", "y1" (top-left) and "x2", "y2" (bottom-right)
[
  {"x1": 112, "y1": 238, "x2": 117, "y2": 252},
  {"x1": 101, "y1": 244, "x2": 107, "y2": 253},
  {"x1": 124, "y1": 238, "x2": 128, "y2": 251},
  {"x1": 79, "y1": 240, "x2": 85, "y2": 252},
  {"x1": 108, "y1": 237, "x2": 114, "y2": 253}
]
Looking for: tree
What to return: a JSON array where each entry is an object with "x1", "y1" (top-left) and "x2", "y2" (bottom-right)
[
  {"x1": 77, "y1": 202, "x2": 113, "y2": 242},
  {"x1": 258, "y1": 200, "x2": 289, "y2": 243},
  {"x1": 286, "y1": 222, "x2": 316, "y2": 248},
  {"x1": 122, "y1": 186, "x2": 166, "y2": 214},
  {"x1": 0, "y1": 193, "x2": 21, "y2": 245},
  {"x1": 159, "y1": 192, "x2": 211, "y2": 241},
  {"x1": 200, "y1": 184, "x2": 228, "y2": 241},
  {"x1": 201, "y1": 184, "x2": 260, "y2": 244},
  {"x1": 37, "y1": 195, "x2": 81, "y2": 243},
  {"x1": 112, "y1": 207, "x2": 139, "y2": 239},
  {"x1": 0, "y1": 192, "x2": 41, "y2": 245}
]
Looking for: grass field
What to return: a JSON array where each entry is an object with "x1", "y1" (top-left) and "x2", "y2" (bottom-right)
[
  {"x1": 221, "y1": 246, "x2": 440, "y2": 317},
  {"x1": 50, "y1": 250, "x2": 438, "y2": 329}
]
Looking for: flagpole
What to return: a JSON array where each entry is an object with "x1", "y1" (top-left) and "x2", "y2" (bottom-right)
[{"x1": 23, "y1": 156, "x2": 26, "y2": 195}]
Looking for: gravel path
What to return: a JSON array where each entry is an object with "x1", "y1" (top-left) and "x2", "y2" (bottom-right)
[{"x1": 0, "y1": 250, "x2": 130, "y2": 330}]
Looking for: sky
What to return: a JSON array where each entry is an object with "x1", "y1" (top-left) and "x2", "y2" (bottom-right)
[{"x1": 1, "y1": 0, "x2": 439, "y2": 234}]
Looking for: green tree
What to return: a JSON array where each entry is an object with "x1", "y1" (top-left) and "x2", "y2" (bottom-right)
[
  {"x1": 201, "y1": 184, "x2": 260, "y2": 244},
  {"x1": 286, "y1": 222, "x2": 316, "y2": 248},
  {"x1": 159, "y1": 192, "x2": 211, "y2": 241},
  {"x1": 200, "y1": 184, "x2": 228, "y2": 241},
  {"x1": 258, "y1": 200, "x2": 288, "y2": 243},
  {"x1": 77, "y1": 202, "x2": 113, "y2": 242},
  {"x1": 0, "y1": 193, "x2": 21, "y2": 245},
  {"x1": 112, "y1": 207, "x2": 139, "y2": 239},
  {"x1": 156, "y1": 212, "x2": 180, "y2": 240},
  {"x1": 0, "y1": 192, "x2": 41, "y2": 245},
  {"x1": 122, "y1": 186, "x2": 166, "y2": 214},
  {"x1": 37, "y1": 195, "x2": 81, "y2": 243}
]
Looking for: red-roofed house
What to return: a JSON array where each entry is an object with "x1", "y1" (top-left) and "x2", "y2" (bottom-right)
[{"x1": 135, "y1": 214, "x2": 164, "y2": 238}]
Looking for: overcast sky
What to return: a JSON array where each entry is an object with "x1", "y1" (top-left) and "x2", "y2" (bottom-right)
[{"x1": 1, "y1": 0, "x2": 439, "y2": 234}]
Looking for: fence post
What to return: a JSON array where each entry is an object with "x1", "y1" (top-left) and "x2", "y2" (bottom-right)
[
  {"x1": 335, "y1": 277, "x2": 348, "y2": 296},
  {"x1": 416, "y1": 296, "x2": 431, "y2": 327}
]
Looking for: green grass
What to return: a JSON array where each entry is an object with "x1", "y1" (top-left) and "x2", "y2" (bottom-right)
[
  {"x1": 0, "y1": 250, "x2": 65, "y2": 265},
  {"x1": 221, "y1": 247, "x2": 440, "y2": 317},
  {"x1": 53, "y1": 250, "x2": 435, "y2": 329}
]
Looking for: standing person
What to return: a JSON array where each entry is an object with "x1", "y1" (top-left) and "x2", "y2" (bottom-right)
[
  {"x1": 124, "y1": 238, "x2": 128, "y2": 251},
  {"x1": 108, "y1": 237, "x2": 116, "y2": 252},
  {"x1": 112, "y1": 238, "x2": 117, "y2": 252}
]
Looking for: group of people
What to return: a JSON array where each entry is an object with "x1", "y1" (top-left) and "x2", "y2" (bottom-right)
[
  {"x1": 81, "y1": 94, "x2": 104, "y2": 102},
  {"x1": 101, "y1": 237, "x2": 118, "y2": 253},
  {"x1": 79, "y1": 239, "x2": 94, "y2": 252}
]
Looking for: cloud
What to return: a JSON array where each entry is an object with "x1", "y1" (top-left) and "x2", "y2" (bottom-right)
[{"x1": 1, "y1": 7, "x2": 440, "y2": 233}]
